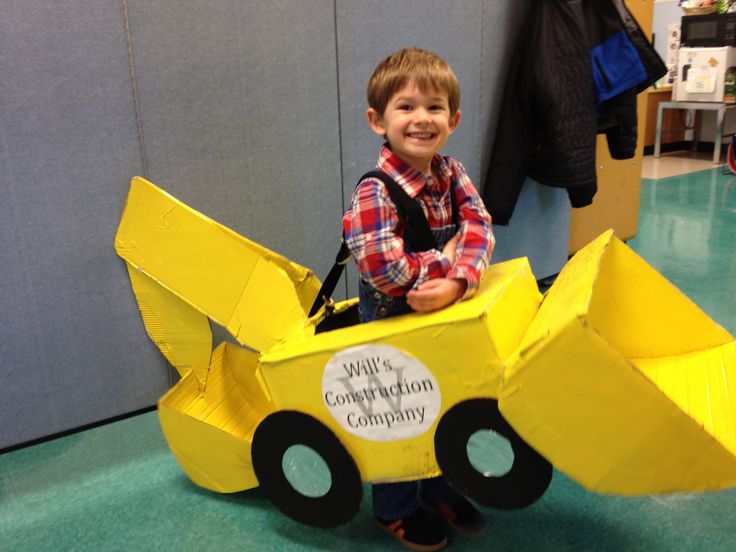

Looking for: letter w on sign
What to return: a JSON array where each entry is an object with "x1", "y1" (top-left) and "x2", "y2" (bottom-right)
[{"x1": 337, "y1": 367, "x2": 405, "y2": 417}]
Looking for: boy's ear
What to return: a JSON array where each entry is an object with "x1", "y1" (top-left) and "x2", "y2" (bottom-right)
[
  {"x1": 448, "y1": 110, "x2": 462, "y2": 134},
  {"x1": 366, "y1": 108, "x2": 386, "y2": 137}
]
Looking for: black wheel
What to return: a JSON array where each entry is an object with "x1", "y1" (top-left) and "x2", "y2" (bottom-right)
[
  {"x1": 434, "y1": 398, "x2": 552, "y2": 509},
  {"x1": 251, "y1": 410, "x2": 363, "y2": 527}
]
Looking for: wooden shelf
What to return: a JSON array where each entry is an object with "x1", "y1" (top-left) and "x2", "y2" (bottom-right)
[{"x1": 644, "y1": 88, "x2": 685, "y2": 147}]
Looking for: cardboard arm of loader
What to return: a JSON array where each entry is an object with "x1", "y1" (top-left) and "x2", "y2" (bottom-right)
[
  {"x1": 125, "y1": 264, "x2": 213, "y2": 388},
  {"x1": 114, "y1": 176, "x2": 323, "y2": 388}
]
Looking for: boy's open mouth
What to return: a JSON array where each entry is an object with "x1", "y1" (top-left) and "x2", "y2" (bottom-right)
[{"x1": 406, "y1": 132, "x2": 435, "y2": 140}]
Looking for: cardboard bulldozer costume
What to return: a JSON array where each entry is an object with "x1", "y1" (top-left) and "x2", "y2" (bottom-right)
[{"x1": 115, "y1": 177, "x2": 736, "y2": 527}]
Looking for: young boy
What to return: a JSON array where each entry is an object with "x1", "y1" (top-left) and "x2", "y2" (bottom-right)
[{"x1": 342, "y1": 48, "x2": 495, "y2": 551}]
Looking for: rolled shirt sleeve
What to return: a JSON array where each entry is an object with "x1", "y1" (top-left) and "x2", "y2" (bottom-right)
[{"x1": 446, "y1": 160, "x2": 495, "y2": 297}]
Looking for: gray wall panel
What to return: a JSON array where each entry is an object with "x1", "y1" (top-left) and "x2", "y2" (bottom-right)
[
  {"x1": 126, "y1": 0, "x2": 342, "y2": 280},
  {"x1": 479, "y1": 0, "x2": 531, "y2": 179},
  {"x1": 0, "y1": 1, "x2": 169, "y2": 448},
  {"x1": 490, "y1": 180, "x2": 571, "y2": 280}
]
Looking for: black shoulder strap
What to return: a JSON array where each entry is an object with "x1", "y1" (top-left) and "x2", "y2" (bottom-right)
[
  {"x1": 308, "y1": 170, "x2": 454, "y2": 317},
  {"x1": 361, "y1": 170, "x2": 436, "y2": 253},
  {"x1": 307, "y1": 239, "x2": 351, "y2": 317},
  {"x1": 373, "y1": 170, "x2": 459, "y2": 242},
  {"x1": 450, "y1": 178, "x2": 459, "y2": 230}
]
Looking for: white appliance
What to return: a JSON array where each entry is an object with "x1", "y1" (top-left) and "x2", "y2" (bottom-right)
[
  {"x1": 674, "y1": 46, "x2": 736, "y2": 102},
  {"x1": 667, "y1": 23, "x2": 681, "y2": 67}
]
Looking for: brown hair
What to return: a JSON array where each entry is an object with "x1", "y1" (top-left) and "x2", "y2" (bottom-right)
[{"x1": 367, "y1": 47, "x2": 460, "y2": 117}]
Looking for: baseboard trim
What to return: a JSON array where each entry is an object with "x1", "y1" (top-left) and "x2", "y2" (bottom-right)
[
  {"x1": 643, "y1": 141, "x2": 729, "y2": 156},
  {"x1": 0, "y1": 405, "x2": 158, "y2": 455}
]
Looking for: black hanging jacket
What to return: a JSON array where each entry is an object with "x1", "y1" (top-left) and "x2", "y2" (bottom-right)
[
  {"x1": 587, "y1": 0, "x2": 667, "y2": 161},
  {"x1": 483, "y1": 0, "x2": 666, "y2": 225}
]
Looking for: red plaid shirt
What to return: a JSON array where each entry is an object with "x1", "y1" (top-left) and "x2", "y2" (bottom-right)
[{"x1": 343, "y1": 145, "x2": 494, "y2": 298}]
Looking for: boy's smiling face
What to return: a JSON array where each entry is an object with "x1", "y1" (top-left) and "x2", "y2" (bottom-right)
[{"x1": 366, "y1": 80, "x2": 461, "y2": 175}]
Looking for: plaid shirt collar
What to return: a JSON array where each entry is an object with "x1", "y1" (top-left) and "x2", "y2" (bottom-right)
[{"x1": 376, "y1": 144, "x2": 453, "y2": 199}]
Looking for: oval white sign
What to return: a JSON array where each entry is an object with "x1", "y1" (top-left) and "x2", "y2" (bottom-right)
[{"x1": 322, "y1": 344, "x2": 441, "y2": 441}]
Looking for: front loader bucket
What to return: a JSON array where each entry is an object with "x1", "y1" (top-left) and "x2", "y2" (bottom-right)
[{"x1": 500, "y1": 230, "x2": 736, "y2": 495}]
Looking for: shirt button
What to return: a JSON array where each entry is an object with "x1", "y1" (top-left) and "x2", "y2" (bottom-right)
[
  {"x1": 373, "y1": 292, "x2": 381, "y2": 300},
  {"x1": 378, "y1": 306, "x2": 388, "y2": 316}
]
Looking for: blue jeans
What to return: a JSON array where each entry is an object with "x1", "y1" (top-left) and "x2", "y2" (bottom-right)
[
  {"x1": 358, "y1": 227, "x2": 466, "y2": 519},
  {"x1": 372, "y1": 476, "x2": 466, "y2": 520}
]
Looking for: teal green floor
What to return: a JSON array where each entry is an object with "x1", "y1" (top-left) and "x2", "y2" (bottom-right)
[{"x1": 2, "y1": 167, "x2": 735, "y2": 551}]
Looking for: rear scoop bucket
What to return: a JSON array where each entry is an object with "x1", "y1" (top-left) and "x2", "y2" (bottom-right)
[
  {"x1": 500, "y1": 230, "x2": 736, "y2": 495},
  {"x1": 114, "y1": 176, "x2": 321, "y2": 366}
]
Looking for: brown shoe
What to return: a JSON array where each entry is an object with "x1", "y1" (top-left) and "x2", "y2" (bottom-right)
[
  {"x1": 375, "y1": 508, "x2": 448, "y2": 551},
  {"x1": 424, "y1": 496, "x2": 485, "y2": 536}
]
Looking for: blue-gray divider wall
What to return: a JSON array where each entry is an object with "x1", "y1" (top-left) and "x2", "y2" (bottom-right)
[{"x1": 0, "y1": 0, "x2": 569, "y2": 449}]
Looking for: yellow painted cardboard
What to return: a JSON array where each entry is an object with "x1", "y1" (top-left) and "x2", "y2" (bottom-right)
[
  {"x1": 259, "y1": 260, "x2": 540, "y2": 483},
  {"x1": 158, "y1": 343, "x2": 270, "y2": 492},
  {"x1": 126, "y1": 265, "x2": 212, "y2": 386},
  {"x1": 116, "y1": 178, "x2": 736, "y2": 501},
  {"x1": 500, "y1": 230, "x2": 736, "y2": 494},
  {"x1": 114, "y1": 176, "x2": 321, "y2": 353}
]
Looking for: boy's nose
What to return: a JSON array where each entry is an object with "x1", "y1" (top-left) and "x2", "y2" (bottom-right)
[{"x1": 413, "y1": 108, "x2": 431, "y2": 123}]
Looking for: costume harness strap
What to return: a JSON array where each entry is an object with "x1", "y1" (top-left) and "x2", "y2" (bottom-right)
[{"x1": 308, "y1": 170, "x2": 458, "y2": 318}]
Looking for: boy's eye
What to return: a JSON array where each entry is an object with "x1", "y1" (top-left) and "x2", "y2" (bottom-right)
[{"x1": 398, "y1": 105, "x2": 412, "y2": 111}]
